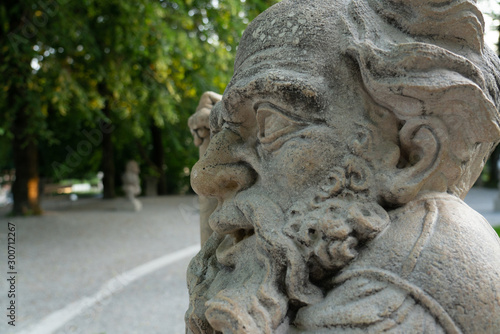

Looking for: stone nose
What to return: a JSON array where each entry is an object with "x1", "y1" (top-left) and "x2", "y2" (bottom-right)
[{"x1": 190, "y1": 129, "x2": 256, "y2": 199}]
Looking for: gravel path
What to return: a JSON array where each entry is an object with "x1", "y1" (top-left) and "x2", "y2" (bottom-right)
[{"x1": 0, "y1": 195, "x2": 200, "y2": 334}]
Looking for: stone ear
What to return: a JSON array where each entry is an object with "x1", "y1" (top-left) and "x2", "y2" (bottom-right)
[{"x1": 381, "y1": 118, "x2": 445, "y2": 205}]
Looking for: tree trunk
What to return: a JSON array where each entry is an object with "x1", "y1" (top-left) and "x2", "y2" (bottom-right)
[
  {"x1": 490, "y1": 145, "x2": 500, "y2": 187},
  {"x1": 101, "y1": 105, "x2": 115, "y2": 199},
  {"x1": 492, "y1": 25, "x2": 500, "y2": 187},
  {"x1": 151, "y1": 120, "x2": 167, "y2": 195},
  {"x1": 7, "y1": 4, "x2": 41, "y2": 215},
  {"x1": 11, "y1": 108, "x2": 42, "y2": 215}
]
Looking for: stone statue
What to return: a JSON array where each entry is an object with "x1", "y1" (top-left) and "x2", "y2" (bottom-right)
[
  {"x1": 122, "y1": 160, "x2": 142, "y2": 211},
  {"x1": 189, "y1": 92, "x2": 222, "y2": 244},
  {"x1": 186, "y1": 0, "x2": 500, "y2": 333}
]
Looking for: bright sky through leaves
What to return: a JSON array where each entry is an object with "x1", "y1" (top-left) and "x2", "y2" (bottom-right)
[{"x1": 478, "y1": 0, "x2": 500, "y2": 52}]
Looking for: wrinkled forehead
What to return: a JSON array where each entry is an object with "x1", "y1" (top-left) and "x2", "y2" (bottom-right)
[
  {"x1": 223, "y1": 0, "x2": 352, "y2": 114},
  {"x1": 234, "y1": 0, "x2": 349, "y2": 71},
  {"x1": 224, "y1": 54, "x2": 329, "y2": 120}
]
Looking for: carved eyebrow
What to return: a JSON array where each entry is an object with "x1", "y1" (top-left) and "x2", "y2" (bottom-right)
[{"x1": 223, "y1": 70, "x2": 326, "y2": 119}]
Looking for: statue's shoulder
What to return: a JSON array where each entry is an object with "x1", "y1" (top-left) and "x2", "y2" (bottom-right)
[
  {"x1": 293, "y1": 193, "x2": 500, "y2": 333},
  {"x1": 353, "y1": 193, "x2": 500, "y2": 278}
]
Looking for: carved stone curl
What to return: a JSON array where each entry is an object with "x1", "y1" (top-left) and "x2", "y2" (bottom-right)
[{"x1": 186, "y1": 0, "x2": 500, "y2": 333}]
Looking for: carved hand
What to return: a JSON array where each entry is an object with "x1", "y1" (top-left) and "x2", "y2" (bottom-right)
[{"x1": 188, "y1": 91, "x2": 222, "y2": 155}]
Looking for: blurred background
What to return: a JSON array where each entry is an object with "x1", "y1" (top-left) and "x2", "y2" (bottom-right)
[{"x1": 0, "y1": 0, "x2": 280, "y2": 215}]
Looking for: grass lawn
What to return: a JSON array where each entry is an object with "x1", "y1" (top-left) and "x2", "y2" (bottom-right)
[{"x1": 495, "y1": 226, "x2": 500, "y2": 237}]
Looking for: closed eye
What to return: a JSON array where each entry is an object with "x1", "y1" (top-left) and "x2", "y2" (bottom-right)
[{"x1": 256, "y1": 105, "x2": 302, "y2": 143}]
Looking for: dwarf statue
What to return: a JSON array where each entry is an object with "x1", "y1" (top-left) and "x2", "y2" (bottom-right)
[
  {"x1": 186, "y1": 0, "x2": 500, "y2": 333},
  {"x1": 122, "y1": 160, "x2": 142, "y2": 212}
]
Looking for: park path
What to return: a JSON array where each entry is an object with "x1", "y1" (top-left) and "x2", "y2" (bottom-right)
[
  {"x1": 1, "y1": 196, "x2": 200, "y2": 334},
  {"x1": 0, "y1": 188, "x2": 498, "y2": 334}
]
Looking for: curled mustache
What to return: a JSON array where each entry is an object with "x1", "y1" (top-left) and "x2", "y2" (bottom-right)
[
  {"x1": 202, "y1": 190, "x2": 323, "y2": 333},
  {"x1": 234, "y1": 192, "x2": 324, "y2": 305}
]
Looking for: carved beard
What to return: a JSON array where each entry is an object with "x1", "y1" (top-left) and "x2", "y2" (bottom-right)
[
  {"x1": 185, "y1": 191, "x2": 289, "y2": 334},
  {"x1": 185, "y1": 190, "x2": 390, "y2": 334}
]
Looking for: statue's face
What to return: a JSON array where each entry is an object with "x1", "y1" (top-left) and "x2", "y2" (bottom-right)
[
  {"x1": 188, "y1": 47, "x2": 390, "y2": 331},
  {"x1": 187, "y1": 2, "x2": 395, "y2": 332},
  {"x1": 192, "y1": 51, "x2": 362, "y2": 261}
]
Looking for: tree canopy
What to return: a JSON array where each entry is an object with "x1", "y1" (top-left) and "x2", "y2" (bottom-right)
[{"x1": 0, "y1": 0, "x2": 279, "y2": 214}]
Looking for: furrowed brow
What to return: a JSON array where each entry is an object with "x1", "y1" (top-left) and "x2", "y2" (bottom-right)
[{"x1": 224, "y1": 71, "x2": 325, "y2": 117}]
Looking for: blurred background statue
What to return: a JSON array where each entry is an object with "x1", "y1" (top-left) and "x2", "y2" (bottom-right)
[{"x1": 122, "y1": 160, "x2": 142, "y2": 212}]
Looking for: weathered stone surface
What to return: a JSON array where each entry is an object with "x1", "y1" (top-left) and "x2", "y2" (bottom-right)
[
  {"x1": 122, "y1": 160, "x2": 142, "y2": 211},
  {"x1": 186, "y1": 0, "x2": 500, "y2": 332}
]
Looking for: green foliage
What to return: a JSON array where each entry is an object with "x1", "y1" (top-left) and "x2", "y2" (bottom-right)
[
  {"x1": 0, "y1": 0, "x2": 280, "y2": 194},
  {"x1": 494, "y1": 226, "x2": 500, "y2": 237}
]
